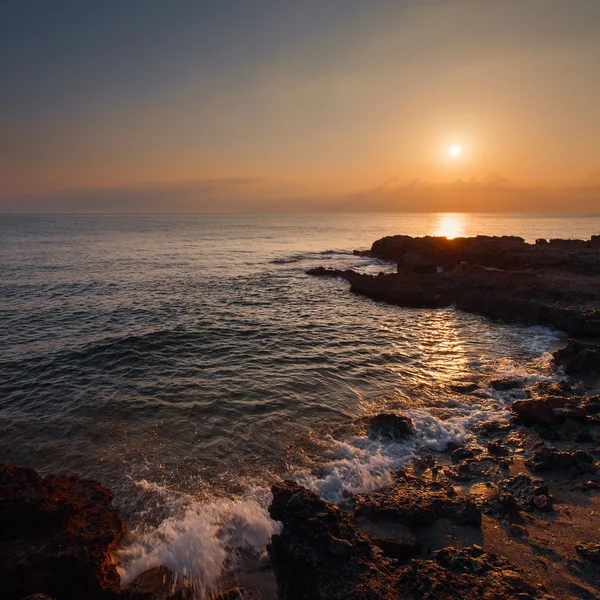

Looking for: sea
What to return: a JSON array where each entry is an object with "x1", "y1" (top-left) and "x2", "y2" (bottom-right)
[{"x1": 1, "y1": 212, "x2": 599, "y2": 594}]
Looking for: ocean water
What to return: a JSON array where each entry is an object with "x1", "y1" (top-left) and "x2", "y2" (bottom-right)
[{"x1": 1, "y1": 212, "x2": 599, "y2": 595}]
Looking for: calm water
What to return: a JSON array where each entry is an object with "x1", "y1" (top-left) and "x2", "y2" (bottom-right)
[{"x1": 1, "y1": 213, "x2": 598, "y2": 593}]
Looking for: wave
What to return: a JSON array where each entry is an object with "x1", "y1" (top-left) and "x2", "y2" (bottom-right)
[{"x1": 117, "y1": 341, "x2": 562, "y2": 595}]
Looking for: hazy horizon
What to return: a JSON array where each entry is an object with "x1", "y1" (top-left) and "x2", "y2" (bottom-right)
[{"x1": 3, "y1": 0, "x2": 600, "y2": 213}]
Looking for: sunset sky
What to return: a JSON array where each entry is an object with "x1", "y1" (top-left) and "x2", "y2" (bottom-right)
[{"x1": 2, "y1": 0, "x2": 600, "y2": 213}]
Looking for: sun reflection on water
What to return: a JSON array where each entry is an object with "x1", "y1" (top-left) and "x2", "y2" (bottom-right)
[{"x1": 432, "y1": 214, "x2": 465, "y2": 239}]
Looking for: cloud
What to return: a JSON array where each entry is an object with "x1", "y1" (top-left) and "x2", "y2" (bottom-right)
[{"x1": 1, "y1": 176, "x2": 599, "y2": 214}]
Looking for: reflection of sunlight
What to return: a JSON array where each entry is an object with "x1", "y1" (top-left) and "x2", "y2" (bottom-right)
[{"x1": 432, "y1": 214, "x2": 465, "y2": 239}]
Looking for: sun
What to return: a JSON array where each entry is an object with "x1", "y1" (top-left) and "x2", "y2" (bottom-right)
[{"x1": 448, "y1": 144, "x2": 462, "y2": 158}]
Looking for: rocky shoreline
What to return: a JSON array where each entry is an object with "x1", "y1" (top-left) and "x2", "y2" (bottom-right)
[
  {"x1": 308, "y1": 235, "x2": 600, "y2": 337},
  {"x1": 3, "y1": 235, "x2": 600, "y2": 599}
]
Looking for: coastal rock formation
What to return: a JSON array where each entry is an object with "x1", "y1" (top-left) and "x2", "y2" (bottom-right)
[
  {"x1": 395, "y1": 546, "x2": 554, "y2": 600},
  {"x1": 308, "y1": 235, "x2": 600, "y2": 337},
  {"x1": 0, "y1": 464, "x2": 125, "y2": 600},
  {"x1": 484, "y1": 475, "x2": 554, "y2": 520},
  {"x1": 354, "y1": 470, "x2": 481, "y2": 527},
  {"x1": 268, "y1": 481, "x2": 553, "y2": 600},
  {"x1": 358, "y1": 413, "x2": 415, "y2": 441},
  {"x1": 552, "y1": 340, "x2": 600, "y2": 375},
  {"x1": 526, "y1": 447, "x2": 596, "y2": 475},
  {"x1": 267, "y1": 480, "x2": 397, "y2": 600}
]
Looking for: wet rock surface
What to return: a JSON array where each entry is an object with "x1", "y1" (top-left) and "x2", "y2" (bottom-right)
[
  {"x1": 360, "y1": 413, "x2": 415, "y2": 441},
  {"x1": 395, "y1": 546, "x2": 554, "y2": 600},
  {"x1": 0, "y1": 463, "x2": 125, "y2": 600},
  {"x1": 354, "y1": 470, "x2": 481, "y2": 527},
  {"x1": 553, "y1": 340, "x2": 600, "y2": 375},
  {"x1": 308, "y1": 235, "x2": 600, "y2": 337}
]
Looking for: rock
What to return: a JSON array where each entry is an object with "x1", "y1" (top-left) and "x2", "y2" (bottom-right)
[
  {"x1": 395, "y1": 546, "x2": 552, "y2": 599},
  {"x1": 487, "y1": 441, "x2": 510, "y2": 456},
  {"x1": 398, "y1": 251, "x2": 437, "y2": 274},
  {"x1": 268, "y1": 482, "x2": 549, "y2": 600},
  {"x1": 354, "y1": 515, "x2": 421, "y2": 561},
  {"x1": 306, "y1": 266, "x2": 357, "y2": 280},
  {"x1": 576, "y1": 543, "x2": 600, "y2": 563},
  {"x1": 267, "y1": 481, "x2": 396, "y2": 600},
  {"x1": 553, "y1": 340, "x2": 600, "y2": 375},
  {"x1": 475, "y1": 420, "x2": 512, "y2": 436},
  {"x1": 363, "y1": 413, "x2": 415, "y2": 441},
  {"x1": 446, "y1": 458, "x2": 503, "y2": 482},
  {"x1": 510, "y1": 397, "x2": 569, "y2": 425},
  {"x1": 0, "y1": 463, "x2": 125, "y2": 600},
  {"x1": 526, "y1": 447, "x2": 596, "y2": 475},
  {"x1": 354, "y1": 471, "x2": 481, "y2": 527},
  {"x1": 450, "y1": 446, "x2": 482, "y2": 462},
  {"x1": 21, "y1": 596, "x2": 56, "y2": 600},
  {"x1": 575, "y1": 430, "x2": 594, "y2": 443},
  {"x1": 310, "y1": 235, "x2": 600, "y2": 336},
  {"x1": 490, "y1": 378, "x2": 526, "y2": 391}
]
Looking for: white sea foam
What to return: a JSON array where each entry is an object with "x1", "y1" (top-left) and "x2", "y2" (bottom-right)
[
  {"x1": 119, "y1": 485, "x2": 279, "y2": 596},
  {"x1": 118, "y1": 329, "x2": 563, "y2": 594}
]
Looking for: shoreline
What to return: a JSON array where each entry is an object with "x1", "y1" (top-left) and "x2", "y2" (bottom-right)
[{"x1": 2, "y1": 234, "x2": 600, "y2": 599}]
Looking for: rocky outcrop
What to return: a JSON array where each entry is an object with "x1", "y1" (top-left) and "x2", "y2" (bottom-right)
[
  {"x1": 552, "y1": 340, "x2": 600, "y2": 375},
  {"x1": 268, "y1": 481, "x2": 553, "y2": 600},
  {"x1": 484, "y1": 475, "x2": 554, "y2": 520},
  {"x1": 395, "y1": 546, "x2": 554, "y2": 599},
  {"x1": 308, "y1": 235, "x2": 600, "y2": 336},
  {"x1": 526, "y1": 447, "x2": 596, "y2": 475},
  {"x1": 354, "y1": 470, "x2": 481, "y2": 527},
  {"x1": 358, "y1": 413, "x2": 415, "y2": 441},
  {"x1": 267, "y1": 480, "x2": 397, "y2": 600},
  {"x1": 0, "y1": 464, "x2": 125, "y2": 600},
  {"x1": 362, "y1": 234, "x2": 600, "y2": 275}
]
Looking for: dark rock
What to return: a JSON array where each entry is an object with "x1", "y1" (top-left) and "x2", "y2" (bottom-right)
[
  {"x1": 354, "y1": 471, "x2": 481, "y2": 527},
  {"x1": 306, "y1": 266, "x2": 357, "y2": 280},
  {"x1": 311, "y1": 235, "x2": 600, "y2": 336},
  {"x1": 487, "y1": 441, "x2": 510, "y2": 456},
  {"x1": 355, "y1": 517, "x2": 421, "y2": 561},
  {"x1": 395, "y1": 545, "x2": 552, "y2": 599},
  {"x1": 510, "y1": 397, "x2": 568, "y2": 425},
  {"x1": 0, "y1": 464, "x2": 125, "y2": 600},
  {"x1": 450, "y1": 446, "x2": 482, "y2": 462},
  {"x1": 267, "y1": 481, "x2": 396, "y2": 600},
  {"x1": 576, "y1": 543, "x2": 600, "y2": 564},
  {"x1": 446, "y1": 458, "x2": 503, "y2": 482},
  {"x1": 490, "y1": 378, "x2": 526, "y2": 391},
  {"x1": 398, "y1": 251, "x2": 437, "y2": 274},
  {"x1": 363, "y1": 413, "x2": 415, "y2": 441},
  {"x1": 476, "y1": 420, "x2": 512, "y2": 436},
  {"x1": 553, "y1": 340, "x2": 600, "y2": 375},
  {"x1": 526, "y1": 447, "x2": 596, "y2": 475},
  {"x1": 575, "y1": 430, "x2": 594, "y2": 443}
]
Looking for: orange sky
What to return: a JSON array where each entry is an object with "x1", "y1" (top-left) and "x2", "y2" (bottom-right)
[{"x1": 2, "y1": 0, "x2": 600, "y2": 212}]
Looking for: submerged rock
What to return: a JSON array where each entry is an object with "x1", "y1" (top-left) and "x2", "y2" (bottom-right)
[
  {"x1": 0, "y1": 463, "x2": 125, "y2": 600},
  {"x1": 363, "y1": 413, "x2": 415, "y2": 441}
]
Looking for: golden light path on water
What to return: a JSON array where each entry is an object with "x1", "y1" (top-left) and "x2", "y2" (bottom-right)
[{"x1": 432, "y1": 213, "x2": 466, "y2": 239}]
